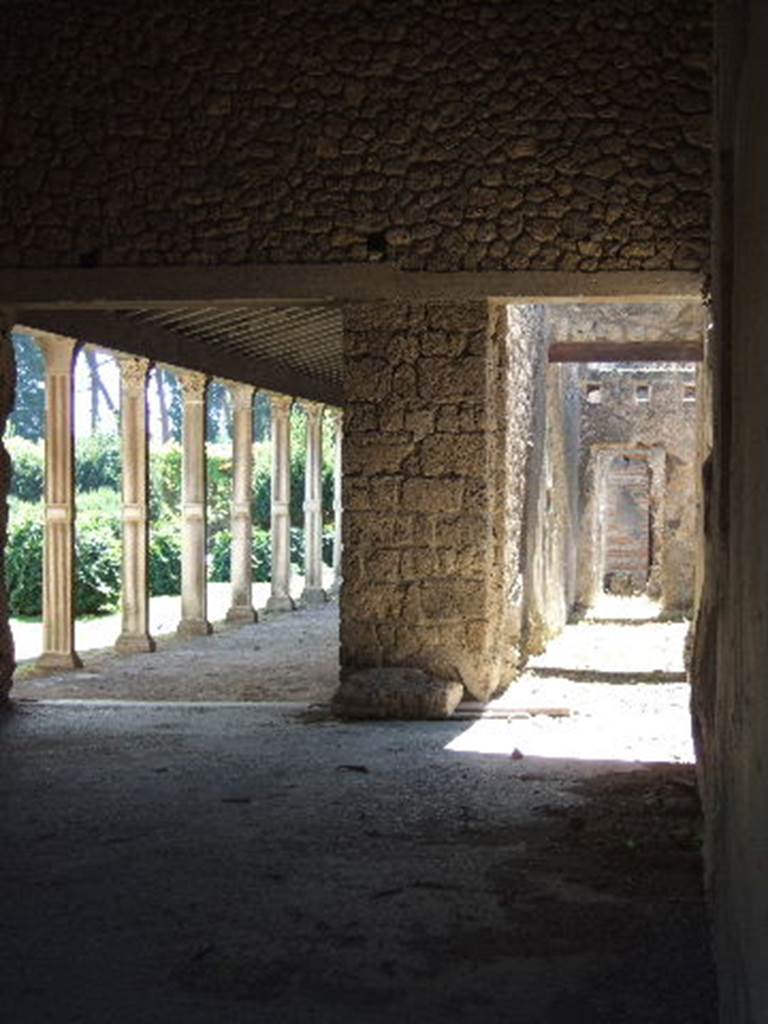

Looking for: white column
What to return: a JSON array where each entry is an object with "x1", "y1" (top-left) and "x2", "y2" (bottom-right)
[
  {"x1": 331, "y1": 409, "x2": 343, "y2": 595},
  {"x1": 177, "y1": 369, "x2": 211, "y2": 636},
  {"x1": 266, "y1": 393, "x2": 295, "y2": 613},
  {"x1": 115, "y1": 356, "x2": 155, "y2": 653},
  {"x1": 301, "y1": 402, "x2": 327, "y2": 606},
  {"x1": 36, "y1": 333, "x2": 82, "y2": 670},
  {"x1": 226, "y1": 381, "x2": 257, "y2": 623}
]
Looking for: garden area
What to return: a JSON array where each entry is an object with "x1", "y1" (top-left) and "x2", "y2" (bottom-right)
[{"x1": 4, "y1": 334, "x2": 337, "y2": 661}]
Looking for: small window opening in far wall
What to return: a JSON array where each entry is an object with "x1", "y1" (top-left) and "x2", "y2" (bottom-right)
[
  {"x1": 635, "y1": 383, "x2": 650, "y2": 403},
  {"x1": 683, "y1": 383, "x2": 696, "y2": 403},
  {"x1": 586, "y1": 382, "x2": 601, "y2": 404}
]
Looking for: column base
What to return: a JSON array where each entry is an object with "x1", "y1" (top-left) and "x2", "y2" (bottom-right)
[
  {"x1": 36, "y1": 651, "x2": 83, "y2": 672},
  {"x1": 301, "y1": 587, "x2": 328, "y2": 607},
  {"x1": 225, "y1": 606, "x2": 258, "y2": 623},
  {"x1": 265, "y1": 594, "x2": 296, "y2": 613},
  {"x1": 176, "y1": 618, "x2": 213, "y2": 637},
  {"x1": 115, "y1": 633, "x2": 156, "y2": 655}
]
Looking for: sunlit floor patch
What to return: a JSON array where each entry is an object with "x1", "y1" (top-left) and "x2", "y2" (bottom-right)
[
  {"x1": 447, "y1": 680, "x2": 694, "y2": 763},
  {"x1": 450, "y1": 608, "x2": 695, "y2": 763}
]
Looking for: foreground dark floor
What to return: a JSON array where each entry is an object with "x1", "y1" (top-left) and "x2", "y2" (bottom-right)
[{"x1": 0, "y1": 702, "x2": 715, "y2": 1024}]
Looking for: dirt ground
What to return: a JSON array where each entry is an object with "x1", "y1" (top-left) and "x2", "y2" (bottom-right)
[
  {"x1": 12, "y1": 601, "x2": 340, "y2": 702},
  {"x1": 0, "y1": 700, "x2": 716, "y2": 1023}
]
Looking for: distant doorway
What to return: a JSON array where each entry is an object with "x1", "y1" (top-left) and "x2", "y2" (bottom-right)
[{"x1": 601, "y1": 452, "x2": 652, "y2": 596}]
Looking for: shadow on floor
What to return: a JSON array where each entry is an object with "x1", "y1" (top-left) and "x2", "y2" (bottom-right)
[{"x1": 0, "y1": 701, "x2": 715, "y2": 1024}]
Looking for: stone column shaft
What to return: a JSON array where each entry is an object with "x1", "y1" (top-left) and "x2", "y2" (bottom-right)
[
  {"x1": 177, "y1": 370, "x2": 211, "y2": 636},
  {"x1": 331, "y1": 410, "x2": 343, "y2": 594},
  {"x1": 226, "y1": 382, "x2": 257, "y2": 622},
  {"x1": 37, "y1": 333, "x2": 82, "y2": 670},
  {"x1": 266, "y1": 394, "x2": 295, "y2": 612},
  {"x1": 116, "y1": 357, "x2": 155, "y2": 653},
  {"x1": 302, "y1": 402, "x2": 327, "y2": 606}
]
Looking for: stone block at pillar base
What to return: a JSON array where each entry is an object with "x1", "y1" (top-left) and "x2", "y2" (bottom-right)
[
  {"x1": 265, "y1": 595, "x2": 296, "y2": 613},
  {"x1": 301, "y1": 587, "x2": 328, "y2": 607},
  {"x1": 225, "y1": 605, "x2": 258, "y2": 624},
  {"x1": 332, "y1": 667, "x2": 464, "y2": 720},
  {"x1": 36, "y1": 651, "x2": 83, "y2": 671},
  {"x1": 115, "y1": 633, "x2": 156, "y2": 654},
  {"x1": 176, "y1": 618, "x2": 213, "y2": 637}
]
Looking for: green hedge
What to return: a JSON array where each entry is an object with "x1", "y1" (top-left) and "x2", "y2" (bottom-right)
[
  {"x1": 149, "y1": 521, "x2": 182, "y2": 597},
  {"x1": 6, "y1": 437, "x2": 44, "y2": 502},
  {"x1": 5, "y1": 426, "x2": 337, "y2": 614},
  {"x1": 209, "y1": 528, "x2": 271, "y2": 584},
  {"x1": 76, "y1": 433, "x2": 121, "y2": 493},
  {"x1": 6, "y1": 501, "x2": 122, "y2": 617}
]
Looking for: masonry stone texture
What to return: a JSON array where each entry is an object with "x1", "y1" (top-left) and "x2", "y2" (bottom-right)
[
  {"x1": 341, "y1": 300, "x2": 509, "y2": 704},
  {"x1": 0, "y1": 1, "x2": 709, "y2": 273}
]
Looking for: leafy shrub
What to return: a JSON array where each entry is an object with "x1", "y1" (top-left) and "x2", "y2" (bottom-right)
[
  {"x1": 6, "y1": 436, "x2": 44, "y2": 502},
  {"x1": 206, "y1": 445, "x2": 233, "y2": 540},
  {"x1": 253, "y1": 444, "x2": 271, "y2": 530},
  {"x1": 75, "y1": 514, "x2": 121, "y2": 615},
  {"x1": 5, "y1": 501, "x2": 121, "y2": 616},
  {"x1": 209, "y1": 528, "x2": 272, "y2": 584},
  {"x1": 149, "y1": 520, "x2": 182, "y2": 596},
  {"x1": 76, "y1": 487, "x2": 122, "y2": 530},
  {"x1": 290, "y1": 526, "x2": 304, "y2": 572},
  {"x1": 5, "y1": 502, "x2": 43, "y2": 616},
  {"x1": 322, "y1": 527, "x2": 335, "y2": 568},
  {"x1": 76, "y1": 432, "x2": 121, "y2": 493},
  {"x1": 149, "y1": 444, "x2": 181, "y2": 521}
]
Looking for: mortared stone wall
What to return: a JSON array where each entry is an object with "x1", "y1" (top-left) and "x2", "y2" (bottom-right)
[{"x1": 0, "y1": 0, "x2": 710, "y2": 272}]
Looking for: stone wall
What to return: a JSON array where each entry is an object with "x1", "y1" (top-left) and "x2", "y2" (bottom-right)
[
  {"x1": 576, "y1": 364, "x2": 697, "y2": 615},
  {"x1": 522, "y1": 360, "x2": 581, "y2": 653},
  {"x1": 1, "y1": 0, "x2": 710, "y2": 272},
  {"x1": 0, "y1": 319, "x2": 15, "y2": 698},
  {"x1": 339, "y1": 299, "x2": 543, "y2": 704},
  {"x1": 692, "y1": 1, "x2": 768, "y2": 1019}
]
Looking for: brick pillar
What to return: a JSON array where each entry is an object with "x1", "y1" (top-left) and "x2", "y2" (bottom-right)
[
  {"x1": 331, "y1": 409, "x2": 343, "y2": 595},
  {"x1": 36, "y1": 333, "x2": 82, "y2": 670},
  {"x1": 266, "y1": 394, "x2": 296, "y2": 613},
  {"x1": 0, "y1": 318, "x2": 16, "y2": 698},
  {"x1": 335, "y1": 300, "x2": 509, "y2": 717},
  {"x1": 301, "y1": 401, "x2": 327, "y2": 607},
  {"x1": 177, "y1": 369, "x2": 212, "y2": 636},
  {"x1": 115, "y1": 356, "x2": 155, "y2": 654},
  {"x1": 226, "y1": 382, "x2": 257, "y2": 623}
]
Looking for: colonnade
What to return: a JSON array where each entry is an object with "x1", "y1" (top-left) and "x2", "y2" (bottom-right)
[{"x1": 30, "y1": 331, "x2": 342, "y2": 670}]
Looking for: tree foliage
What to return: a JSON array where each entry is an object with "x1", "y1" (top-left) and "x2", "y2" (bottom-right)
[{"x1": 8, "y1": 333, "x2": 45, "y2": 441}]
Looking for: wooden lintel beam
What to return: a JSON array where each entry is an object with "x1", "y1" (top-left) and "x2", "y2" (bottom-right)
[{"x1": 548, "y1": 340, "x2": 703, "y2": 363}]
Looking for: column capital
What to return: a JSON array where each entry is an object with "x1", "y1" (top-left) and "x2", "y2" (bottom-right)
[
  {"x1": 118, "y1": 355, "x2": 151, "y2": 392},
  {"x1": 268, "y1": 392, "x2": 293, "y2": 418},
  {"x1": 224, "y1": 380, "x2": 256, "y2": 410},
  {"x1": 34, "y1": 331, "x2": 80, "y2": 371},
  {"x1": 178, "y1": 369, "x2": 208, "y2": 401},
  {"x1": 301, "y1": 400, "x2": 325, "y2": 422}
]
